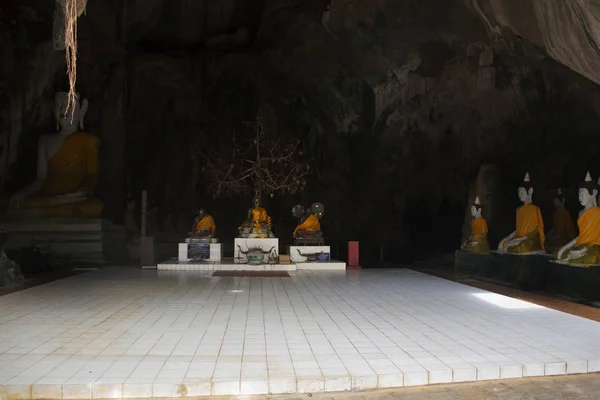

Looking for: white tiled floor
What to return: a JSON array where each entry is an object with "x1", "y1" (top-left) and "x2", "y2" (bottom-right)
[{"x1": 1, "y1": 268, "x2": 600, "y2": 399}]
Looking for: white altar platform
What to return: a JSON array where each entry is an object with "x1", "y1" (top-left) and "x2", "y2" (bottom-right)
[
  {"x1": 157, "y1": 258, "x2": 346, "y2": 271},
  {"x1": 1, "y1": 267, "x2": 600, "y2": 399}
]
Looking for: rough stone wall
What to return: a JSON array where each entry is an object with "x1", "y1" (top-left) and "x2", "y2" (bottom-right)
[
  {"x1": 472, "y1": 0, "x2": 600, "y2": 86},
  {"x1": 3, "y1": 0, "x2": 600, "y2": 256}
]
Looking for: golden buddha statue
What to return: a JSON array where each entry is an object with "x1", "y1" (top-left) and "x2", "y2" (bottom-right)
[
  {"x1": 556, "y1": 172, "x2": 600, "y2": 266},
  {"x1": 1, "y1": 92, "x2": 102, "y2": 218},
  {"x1": 192, "y1": 208, "x2": 216, "y2": 236},
  {"x1": 546, "y1": 189, "x2": 575, "y2": 252},
  {"x1": 498, "y1": 173, "x2": 545, "y2": 254},
  {"x1": 461, "y1": 196, "x2": 489, "y2": 253},
  {"x1": 238, "y1": 194, "x2": 273, "y2": 238},
  {"x1": 292, "y1": 202, "x2": 325, "y2": 245},
  {"x1": 293, "y1": 213, "x2": 320, "y2": 237}
]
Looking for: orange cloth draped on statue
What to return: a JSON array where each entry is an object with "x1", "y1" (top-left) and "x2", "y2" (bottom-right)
[
  {"x1": 471, "y1": 216, "x2": 488, "y2": 236},
  {"x1": 293, "y1": 214, "x2": 321, "y2": 236},
  {"x1": 553, "y1": 208, "x2": 575, "y2": 241},
  {"x1": 251, "y1": 206, "x2": 269, "y2": 223},
  {"x1": 194, "y1": 215, "x2": 215, "y2": 233},
  {"x1": 0, "y1": 132, "x2": 102, "y2": 217},
  {"x1": 515, "y1": 203, "x2": 545, "y2": 248},
  {"x1": 40, "y1": 133, "x2": 100, "y2": 196},
  {"x1": 576, "y1": 207, "x2": 600, "y2": 247}
]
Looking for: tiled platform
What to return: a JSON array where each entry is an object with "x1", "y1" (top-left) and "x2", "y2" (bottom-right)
[
  {"x1": 1, "y1": 268, "x2": 600, "y2": 399},
  {"x1": 157, "y1": 259, "x2": 347, "y2": 271}
]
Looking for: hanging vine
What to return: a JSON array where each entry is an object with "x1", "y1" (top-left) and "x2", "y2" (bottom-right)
[{"x1": 54, "y1": 0, "x2": 87, "y2": 117}]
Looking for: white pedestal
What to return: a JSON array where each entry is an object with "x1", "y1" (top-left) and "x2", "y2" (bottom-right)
[
  {"x1": 234, "y1": 238, "x2": 279, "y2": 264},
  {"x1": 178, "y1": 242, "x2": 222, "y2": 262},
  {"x1": 290, "y1": 245, "x2": 331, "y2": 262}
]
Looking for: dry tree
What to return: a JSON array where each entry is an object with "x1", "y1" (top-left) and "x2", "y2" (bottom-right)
[{"x1": 199, "y1": 116, "x2": 311, "y2": 199}]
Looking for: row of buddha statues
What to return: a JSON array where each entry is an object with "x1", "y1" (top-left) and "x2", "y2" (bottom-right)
[
  {"x1": 190, "y1": 196, "x2": 325, "y2": 242},
  {"x1": 462, "y1": 172, "x2": 600, "y2": 266},
  {"x1": 0, "y1": 91, "x2": 326, "y2": 243}
]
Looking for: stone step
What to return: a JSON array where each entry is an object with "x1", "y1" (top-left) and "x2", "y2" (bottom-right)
[
  {"x1": 0, "y1": 217, "x2": 124, "y2": 233},
  {"x1": 1, "y1": 217, "x2": 128, "y2": 265}
]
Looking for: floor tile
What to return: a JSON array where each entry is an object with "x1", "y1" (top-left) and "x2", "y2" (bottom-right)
[{"x1": 2, "y1": 268, "x2": 600, "y2": 398}]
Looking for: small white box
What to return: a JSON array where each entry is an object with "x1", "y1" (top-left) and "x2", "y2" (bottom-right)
[{"x1": 178, "y1": 242, "x2": 222, "y2": 262}]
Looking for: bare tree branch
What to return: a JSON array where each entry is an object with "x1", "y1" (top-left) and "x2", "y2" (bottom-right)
[{"x1": 200, "y1": 116, "x2": 310, "y2": 197}]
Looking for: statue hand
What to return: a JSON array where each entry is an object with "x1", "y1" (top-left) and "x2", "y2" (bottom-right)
[{"x1": 570, "y1": 247, "x2": 588, "y2": 259}]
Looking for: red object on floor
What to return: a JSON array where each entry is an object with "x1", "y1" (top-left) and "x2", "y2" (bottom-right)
[
  {"x1": 348, "y1": 241, "x2": 361, "y2": 269},
  {"x1": 212, "y1": 271, "x2": 290, "y2": 277}
]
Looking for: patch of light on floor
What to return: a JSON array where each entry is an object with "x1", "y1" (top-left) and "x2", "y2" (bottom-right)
[
  {"x1": 230, "y1": 289, "x2": 244, "y2": 293},
  {"x1": 472, "y1": 292, "x2": 544, "y2": 310}
]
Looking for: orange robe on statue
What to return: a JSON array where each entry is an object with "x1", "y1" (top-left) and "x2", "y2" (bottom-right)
[
  {"x1": 472, "y1": 216, "x2": 488, "y2": 237},
  {"x1": 575, "y1": 207, "x2": 600, "y2": 247},
  {"x1": 554, "y1": 209, "x2": 575, "y2": 239},
  {"x1": 552, "y1": 208, "x2": 575, "y2": 242},
  {"x1": 293, "y1": 214, "x2": 321, "y2": 236},
  {"x1": 558, "y1": 207, "x2": 600, "y2": 265},
  {"x1": 251, "y1": 206, "x2": 269, "y2": 224},
  {"x1": 516, "y1": 203, "x2": 545, "y2": 247},
  {"x1": 462, "y1": 216, "x2": 489, "y2": 253},
  {"x1": 40, "y1": 133, "x2": 100, "y2": 197},
  {"x1": 194, "y1": 215, "x2": 215, "y2": 233},
  {"x1": 0, "y1": 132, "x2": 102, "y2": 217}
]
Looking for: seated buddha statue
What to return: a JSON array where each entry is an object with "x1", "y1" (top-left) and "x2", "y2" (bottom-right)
[
  {"x1": 556, "y1": 172, "x2": 600, "y2": 265},
  {"x1": 0, "y1": 92, "x2": 102, "y2": 218},
  {"x1": 238, "y1": 195, "x2": 273, "y2": 238},
  {"x1": 546, "y1": 188, "x2": 575, "y2": 252},
  {"x1": 190, "y1": 208, "x2": 216, "y2": 238},
  {"x1": 461, "y1": 196, "x2": 489, "y2": 253},
  {"x1": 498, "y1": 173, "x2": 545, "y2": 254},
  {"x1": 293, "y1": 202, "x2": 325, "y2": 245}
]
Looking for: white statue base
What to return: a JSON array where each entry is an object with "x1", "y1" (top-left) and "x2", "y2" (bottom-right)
[
  {"x1": 178, "y1": 242, "x2": 222, "y2": 262},
  {"x1": 290, "y1": 245, "x2": 331, "y2": 262},
  {"x1": 0, "y1": 217, "x2": 127, "y2": 265},
  {"x1": 234, "y1": 238, "x2": 279, "y2": 264}
]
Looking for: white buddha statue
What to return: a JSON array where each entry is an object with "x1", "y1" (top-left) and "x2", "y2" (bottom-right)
[
  {"x1": 2, "y1": 92, "x2": 102, "y2": 217},
  {"x1": 461, "y1": 196, "x2": 489, "y2": 253},
  {"x1": 497, "y1": 172, "x2": 545, "y2": 254},
  {"x1": 556, "y1": 172, "x2": 600, "y2": 265}
]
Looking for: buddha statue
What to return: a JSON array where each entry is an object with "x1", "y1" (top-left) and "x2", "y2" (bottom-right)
[
  {"x1": 498, "y1": 173, "x2": 545, "y2": 254},
  {"x1": 460, "y1": 196, "x2": 489, "y2": 253},
  {"x1": 546, "y1": 188, "x2": 575, "y2": 252},
  {"x1": 190, "y1": 208, "x2": 216, "y2": 238},
  {"x1": 556, "y1": 172, "x2": 600, "y2": 265},
  {"x1": 293, "y1": 202, "x2": 325, "y2": 245},
  {"x1": 1, "y1": 92, "x2": 102, "y2": 218},
  {"x1": 238, "y1": 194, "x2": 273, "y2": 238}
]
